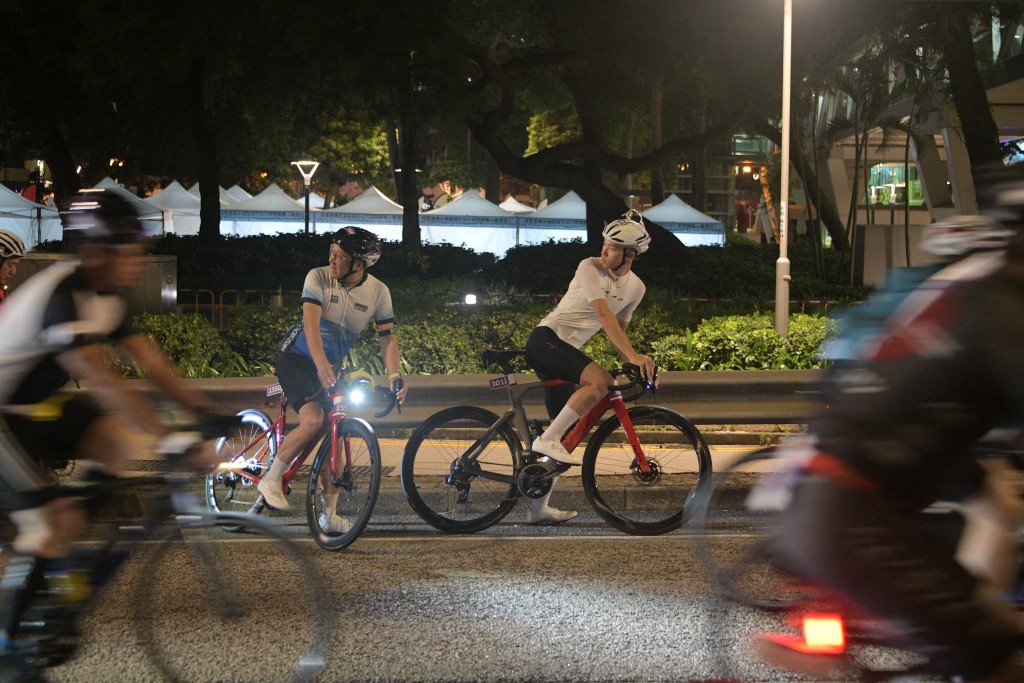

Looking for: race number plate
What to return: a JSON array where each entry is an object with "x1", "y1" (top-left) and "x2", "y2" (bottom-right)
[
  {"x1": 266, "y1": 383, "x2": 283, "y2": 396},
  {"x1": 489, "y1": 375, "x2": 515, "y2": 390}
]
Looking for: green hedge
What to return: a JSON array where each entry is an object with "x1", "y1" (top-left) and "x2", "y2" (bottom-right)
[{"x1": 127, "y1": 306, "x2": 835, "y2": 378}]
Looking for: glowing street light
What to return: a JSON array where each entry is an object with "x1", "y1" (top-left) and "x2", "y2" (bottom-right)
[
  {"x1": 291, "y1": 160, "x2": 320, "y2": 234},
  {"x1": 775, "y1": 0, "x2": 793, "y2": 336}
]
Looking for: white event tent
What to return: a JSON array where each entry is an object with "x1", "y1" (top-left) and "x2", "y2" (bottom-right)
[
  {"x1": 420, "y1": 189, "x2": 517, "y2": 255},
  {"x1": 0, "y1": 183, "x2": 62, "y2": 249},
  {"x1": 93, "y1": 178, "x2": 165, "y2": 233},
  {"x1": 643, "y1": 194, "x2": 725, "y2": 246},
  {"x1": 520, "y1": 190, "x2": 587, "y2": 245},
  {"x1": 220, "y1": 183, "x2": 309, "y2": 235},
  {"x1": 498, "y1": 196, "x2": 536, "y2": 215},
  {"x1": 188, "y1": 182, "x2": 239, "y2": 207},
  {"x1": 316, "y1": 186, "x2": 403, "y2": 241},
  {"x1": 147, "y1": 181, "x2": 201, "y2": 236}
]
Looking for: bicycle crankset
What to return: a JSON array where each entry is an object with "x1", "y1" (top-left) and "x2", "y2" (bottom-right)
[{"x1": 516, "y1": 459, "x2": 564, "y2": 499}]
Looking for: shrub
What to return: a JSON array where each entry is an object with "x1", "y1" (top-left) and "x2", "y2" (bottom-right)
[
  {"x1": 220, "y1": 305, "x2": 300, "y2": 369},
  {"x1": 131, "y1": 312, "x2": 239, "y2": 378}
]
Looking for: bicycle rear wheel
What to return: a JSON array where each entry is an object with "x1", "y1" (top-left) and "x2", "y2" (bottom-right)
[
  {"x1": 401, "y1": 406, "x2": 521, "y2": 533},
  {"x1": 695, "y1": 447, "x2": 821, "y2": 611},
  {"x1": 205, "y1": 409, "x2": 276, "y2": 529},
  {"x1": 582, "y1": 406, "x2": 712, "y2": 535},
  {"x1": 306, "y1": 418, "x2": 381, "y2": 551},
  {"x1": 134, "y1": 514, "x2": 332, "y2": 683}
]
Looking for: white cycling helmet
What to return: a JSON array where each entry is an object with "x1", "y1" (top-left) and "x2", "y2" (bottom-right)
[
  {"x1": 920, "y1": 214, "x2": 1013, "y2": 257},
  {"x1": 602, "y1": 209, "x2": 651, "y2": 254},
  {"x1": 0, "y1": 230, "x2": 26, "y2": 261}
]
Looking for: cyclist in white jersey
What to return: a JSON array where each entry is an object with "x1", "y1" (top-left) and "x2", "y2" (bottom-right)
[
  {"x1": 258, "y1": 227, "x2": 407, "y2": 524},
  {"x1": 523, "y1": 211, "x2": 656, "y2": 523}
]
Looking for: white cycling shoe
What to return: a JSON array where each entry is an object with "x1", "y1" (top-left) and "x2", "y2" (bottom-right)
[
  {"x1": 526, "y1": 505, "x2": 578, "y2": 524},
  {"x1": 257, "y1": 478, "x2": 291, "y2": 510},
  {"x1": 318, "y1": 493, "x2": 352, "y2": 534},
  {"x1": 531, "y1": 436, "x2": 583, "y2": 466},
  {"x1": 319, "y1": 509, "x2": 353, "y2": 534}
]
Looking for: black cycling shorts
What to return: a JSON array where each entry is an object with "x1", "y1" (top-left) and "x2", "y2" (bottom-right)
[
  {"x1": 525, "y1": 326, "x2": 594, "y2": 419},
  {"x1": 771, "y1": 475, "x2": 1023, "y2": 679},
  {"x1": 4, "y1": 393, "x2": 104, "y2": 467},
  {"x1": 275, "y1": 351, "x2": 332, "y2": 415}
]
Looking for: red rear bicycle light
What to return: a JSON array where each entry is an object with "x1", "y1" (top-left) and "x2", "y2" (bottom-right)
[{"x1": 801, "y1": 613, "x2": 846, "y2": 654}]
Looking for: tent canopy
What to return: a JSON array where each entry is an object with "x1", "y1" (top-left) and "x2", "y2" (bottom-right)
[
  {"x1": 326, "y1": 186, "x2": 402, "y2": 215},
  {"x1": 643, "y1": 194, "x2": 725, "y2": 246},
  {"x1": 0, "y1": 183, "x2": 62, "y2": 249},
  {"x1": 498, "y1": 196, "x2": 536, "y2": 214},
  {"x1": 423, "y1": 188, "x2": 512, "y2": 218},
  {"x1": 530, "y1": 191, "x2": 586, "y2": 220}
]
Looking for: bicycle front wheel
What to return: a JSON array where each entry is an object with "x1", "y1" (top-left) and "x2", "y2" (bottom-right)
[
  {"x1": 205, "y1": 408, "x2": 276, "y2": 530},
  {"x1": 582, "y1": 406, "x2": 712, "y2": 535},
  {"x1": 695, "y1": 447, "x2": 821, "y2": 611},
  {"x1": 135, "y1": 514, "x2": 332, "y2": 683},
  {"x1": 306, "y1": 418, "x2": 381, "y2": 551},
  {"x1": 401, "y1": 406, "x2": 521, "y2": 533}
]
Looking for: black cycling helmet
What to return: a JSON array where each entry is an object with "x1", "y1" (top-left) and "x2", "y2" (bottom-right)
[
  {"x1": 59, "y1": 189, "x2": 151, "y2": 245},
  {"x1": 331, "y1": 226, "x2": 381, "y2": 267}
]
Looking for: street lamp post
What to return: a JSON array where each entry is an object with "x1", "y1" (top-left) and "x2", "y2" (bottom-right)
[
  {"x1": 775, "y1": 0, "x2": 793, "y2": 336},
  {"x1": 291, "y1": 160, "x2": 320, "y2": 234}
]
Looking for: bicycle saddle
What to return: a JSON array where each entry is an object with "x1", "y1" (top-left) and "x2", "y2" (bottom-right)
[{"x1": 481, "y1": 349, "x2": 526, "y2": 374}]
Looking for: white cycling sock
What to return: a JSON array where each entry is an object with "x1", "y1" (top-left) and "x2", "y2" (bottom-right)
[{"x1": 541, "y1": 406, "x2": 580, "y2": 443}]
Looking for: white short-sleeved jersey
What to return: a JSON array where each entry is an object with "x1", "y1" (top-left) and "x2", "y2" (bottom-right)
[
  {"x1": 538, "y1": 257, "x2": 646, "y2": 348},
  {"x1": 0, "y1": 261, "x2": 133, "y2": 405},
  {"x1": 280, "y1": 267, "x2": 395, "y2": 365}
]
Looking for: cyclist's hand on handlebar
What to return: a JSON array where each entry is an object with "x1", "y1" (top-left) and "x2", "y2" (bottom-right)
[
  {"x1": 628, "y1": 354, "x2": 656, "y2": 385},
  {"x1": 390, "y1": 373, "x2": 408, "y2": 404}
]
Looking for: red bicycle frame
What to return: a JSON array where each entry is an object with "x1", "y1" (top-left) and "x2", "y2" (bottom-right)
[{"x1": 542, "y1": 378, "x2": 654, "y2": 474}]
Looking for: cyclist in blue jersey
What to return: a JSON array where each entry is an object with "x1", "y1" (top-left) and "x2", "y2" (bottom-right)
[{"x1": 257, "y1": 227, "x2": 407, "y2": 528}]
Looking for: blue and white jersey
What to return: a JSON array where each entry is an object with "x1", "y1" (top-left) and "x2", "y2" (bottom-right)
[{"x1": 280, "y1": 267, "x2": 395, "y2": 365}]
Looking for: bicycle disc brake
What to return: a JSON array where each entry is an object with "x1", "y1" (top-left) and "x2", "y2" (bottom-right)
[{"x1": 630, "y1": 456, "x2": 662, "y2": 485}]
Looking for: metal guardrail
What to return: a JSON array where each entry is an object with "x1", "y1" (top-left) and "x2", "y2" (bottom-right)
[{"x1": 138, "y1": 370, "x2": 824, "y2": 431}]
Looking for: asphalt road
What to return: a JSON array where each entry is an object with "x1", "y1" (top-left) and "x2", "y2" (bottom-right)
[{"x1": 40, "y1": 521, "x2": 788, "y2": 683}]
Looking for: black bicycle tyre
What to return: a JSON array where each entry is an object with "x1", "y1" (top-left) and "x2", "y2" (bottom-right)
[
  {"x1": 134, "y1": 513, "x2": 332, "y2": 683},
  {"x1": 582, "y1": 406, "x2": 712, "y2": 535},
  {"x1": 205, "y1": 408, "x2": 276, "y2": 530},
  {"x1": 694, "y1": 447, "x2": 822, "y2": 611},
  {"x1": 305, "y1": 418, "x2": 381, "y2": 552},
  {"x1": 401, "y1": 406, "x2": 521, "y2": 534}
]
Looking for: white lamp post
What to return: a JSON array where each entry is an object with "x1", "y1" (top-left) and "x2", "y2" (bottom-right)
[
  {"x1": 291, "y1": 160, "x2": 320, "y2": 234},
  {"x1": 775, "y1": 0, "x2": 793, "y2": 336}
]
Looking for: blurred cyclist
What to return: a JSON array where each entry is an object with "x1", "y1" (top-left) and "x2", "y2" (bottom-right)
[
  {"x1": 0, "y1": 229, "x2": 26, "y2": 305},
  {"x1": 821, "y1": 213, "x2": 1013, "y2": 362},
  {"x1": 257, "y1": 227, "x2": 407, "y2": 531},
  {"x1": 0, "y1": 190, "x2": 214, "y2": 656},
  {"x1": 522, "y1": 210, "x2": 656, "y2": 524},
  {"x1": 763, "y1": 171, "x2": 1024, "y2": 682}
]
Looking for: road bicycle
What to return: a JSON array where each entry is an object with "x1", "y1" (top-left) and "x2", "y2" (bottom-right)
[
  {"x1": 401, "y1": 348, "x2": 712, "y2": 535},
  {"x1": 696, "y1": 440, "x2": 1024, "y2": 681},
  {"x1": 205, "y1": 368, "x2": 401, "y2": 551},
  {"x1": 2, "y1": 419, "x2": 332, "y2": 683}
]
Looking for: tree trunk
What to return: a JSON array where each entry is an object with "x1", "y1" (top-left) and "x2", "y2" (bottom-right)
[
  {"x1": 649, "y1": 79, "x2": 665, "y2": 206},
  {"x1": 937, "y1": 5, "x2": 1002, "y2": 171},
  {"x1": 754, "y1": 120, "x2": 848, "y2": 249},
  {"x1": 385, "y1": 118, "x2": 402, "y2": 203},
  {"x1": 485, "y1": 151, "x2": 500, "y2": 204},
  {"x1": 186, "y1": 60, "x2": 221, "y2": 242},
  {"x1": 396, "y1": 115, "x2": 421, "y2": 247}
]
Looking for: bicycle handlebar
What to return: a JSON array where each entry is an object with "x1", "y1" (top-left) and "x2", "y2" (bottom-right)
[
  {"x1": 610, "y1": 363, "x2": 658, "y2": 400},
  {"x1": 374, "y1": 378, "x2": 404, "y2": 419}
]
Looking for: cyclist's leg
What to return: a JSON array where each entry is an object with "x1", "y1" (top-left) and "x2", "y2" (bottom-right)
[
  {"x1": 258, "y1": 353, "x2": 324, "y2": 510},
  {"x1": 775, "y1": 474, "x2": 1024, "y2": 680}
]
